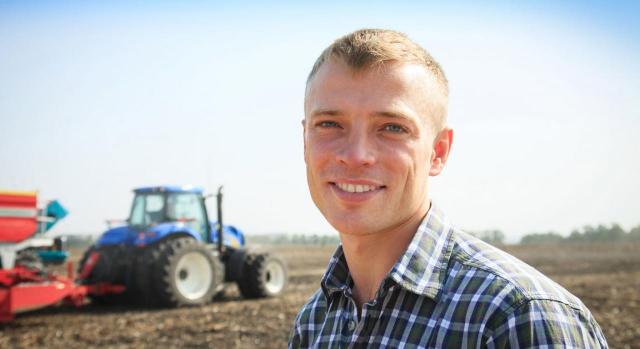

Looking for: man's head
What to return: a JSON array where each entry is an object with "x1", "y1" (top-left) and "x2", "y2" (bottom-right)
[
  {"x1": 306, "y1": 29, "x2": 449, "y2": 131},
  {"x1": 303, "y1": 29, "x2": 453, "y2": 236}
]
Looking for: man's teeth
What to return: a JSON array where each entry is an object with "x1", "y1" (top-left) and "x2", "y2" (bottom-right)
[{"x1": 336, "y1": 183, "x2": 378, "y2": 193}]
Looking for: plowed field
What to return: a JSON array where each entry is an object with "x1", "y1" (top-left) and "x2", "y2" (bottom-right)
[{"x1": 1, "y1": 243, "x2": 638, "y2": 348}]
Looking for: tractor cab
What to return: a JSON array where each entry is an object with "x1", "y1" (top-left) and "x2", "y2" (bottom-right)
[
  {"x1": 97, "y1": 186, "x2": 245, "y2": 249},
  {"x1": 129, "y1": 186, "x2": 209, "y2": 241}
]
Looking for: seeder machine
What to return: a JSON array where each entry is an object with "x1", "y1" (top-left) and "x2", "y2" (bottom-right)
[{"x1": 0, "y1": 190, "x2": 123, "y2": 322}]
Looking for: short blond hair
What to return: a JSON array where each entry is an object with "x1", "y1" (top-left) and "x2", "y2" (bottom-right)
[{"x1": 307, "y1": 29, "x2": 449, "y2": 129}]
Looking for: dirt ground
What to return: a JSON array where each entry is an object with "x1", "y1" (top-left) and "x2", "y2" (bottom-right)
[{"x1": 1, "y1": 243, "x2": 639, "y2": 348}]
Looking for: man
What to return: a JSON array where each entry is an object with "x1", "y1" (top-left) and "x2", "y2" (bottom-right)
[{"x1": 289, "y1": 29, "x2": 608, "y2": 348}]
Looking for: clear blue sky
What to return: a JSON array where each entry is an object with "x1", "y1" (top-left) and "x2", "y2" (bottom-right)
[{"x1": 1, "y1": 1, "x2": 639, "y2": 242}]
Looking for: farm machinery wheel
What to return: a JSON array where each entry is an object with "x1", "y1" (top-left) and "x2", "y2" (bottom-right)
[
  {"x1": 0, "y1": 249, "x2": 44, "y2": 271},
  {"x1": 237, "y1": 253, "x2": 287, "y2": 299},
  {"x1": 151, "y1": 237, "x2": 224, "y2": 307},
  {"x1": 15, "y1": 249, "x2": 44, "y2": 271}
]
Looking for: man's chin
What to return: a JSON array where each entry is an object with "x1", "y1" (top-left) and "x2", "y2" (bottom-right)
[{"x1": 326, "y1": 217, "x2": 382, "y2": 236}]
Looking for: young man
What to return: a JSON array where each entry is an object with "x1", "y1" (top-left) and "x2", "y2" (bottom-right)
[{"x1": 290, "y1": 29, "x2": 608, "y2": 348}]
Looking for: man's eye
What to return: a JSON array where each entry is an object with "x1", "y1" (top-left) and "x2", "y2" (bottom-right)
[
  {"x1": 317, "y1": 121, "x2": 340, "y2": 128},
  {"x1": 383, "y1": 124, "x2": 407, "y2": 133}
]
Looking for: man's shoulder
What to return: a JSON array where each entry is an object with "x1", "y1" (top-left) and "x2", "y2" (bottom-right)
[
  {"x1": 445, "y1": 228, "x2": 586, "y2": 312},
  {"x1": 437, "y1": 229, "x2": 608, "y2": 347}
]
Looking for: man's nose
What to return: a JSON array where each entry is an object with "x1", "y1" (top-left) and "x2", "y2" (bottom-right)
[{"x1": 336, "y1": 130, "x2": 376, "y2": 167}]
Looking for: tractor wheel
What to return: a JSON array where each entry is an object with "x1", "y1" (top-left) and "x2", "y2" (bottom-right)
[
  {"x1": 77, "y1": 244, "x2": 132, "y2": 305},
  {"x1": 131, "y1": 240, "x2": 173, "y2": 307},
  {"x1": 77, "y1": 244, "x2": 123, "y2": 283},
  {"x1": 151, "y1": 238, "x2": 224, "y2": 307},
  {"x1": 77, "y1": 245, "x2": 96, "y2": 277},
  {"x1": 237, "y1": 253, "x2": 288, "y2": 299}
]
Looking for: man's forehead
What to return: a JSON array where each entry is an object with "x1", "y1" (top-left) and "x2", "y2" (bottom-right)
[
  {"x1": 308, "y1": 59, "x2": 428, "y2": 87},
  {"x1": 304, "y1": 59, "x2": 447, "y2": 127},
  {"x1": 306, "y1": 60, "x2": 444, "y2": 103}
]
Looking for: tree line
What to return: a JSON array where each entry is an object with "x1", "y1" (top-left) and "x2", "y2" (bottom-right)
[
  {"x1": 520, "y1": 223, "x2": 640, "y2": 244},
  {"x1": 461, "y1": 223, "x2": 640, "y2": 245},
  {"x1": 247, "y1": 223, "x2": 640, "y2": 246},
  {"x1": 247, "y1": 233, "x2": 341, "y2": 246}
]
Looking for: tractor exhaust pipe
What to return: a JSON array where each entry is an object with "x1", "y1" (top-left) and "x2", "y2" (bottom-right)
[{"x1": 216, "y1": 186, "x2": 224, "y2": 254}]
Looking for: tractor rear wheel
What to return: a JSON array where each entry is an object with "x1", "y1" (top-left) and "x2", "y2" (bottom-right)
[
  {"x1": 77, "y1": 245, "x2": 96, "y2": 278},
  {"x1": 237, "y1": 253, "x2": 287, "y2": 299},
  {"x1": 77, "y1": 244, "x2": 132, "y2": 305},
  {"x1": 151, "y1": 238, "x2": 224, "y2": 306}
]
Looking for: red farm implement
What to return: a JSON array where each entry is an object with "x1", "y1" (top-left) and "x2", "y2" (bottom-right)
[{"x1": 0, "y1": 190, "x2": 124, "y2": 322}]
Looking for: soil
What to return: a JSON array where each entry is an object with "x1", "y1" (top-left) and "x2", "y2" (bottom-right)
[{"x1": 1, "y1": 243, "x2": 638, "y2": 348}]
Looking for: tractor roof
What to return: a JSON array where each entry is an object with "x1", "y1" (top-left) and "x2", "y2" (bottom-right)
[{"x1": 134, "y1": 186, "x2": 204, "y2": 194}]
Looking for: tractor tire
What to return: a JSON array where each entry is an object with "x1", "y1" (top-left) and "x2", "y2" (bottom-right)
[
  {"x1": 150, "y1": 237, "x2": 224, "y2": 307},
  {"x1": 77, "y1": 244, "x2": 133, "y2": 305},
  {"x1": 224, "y1": 248, "x2": 247, "y2": 282},
  {"x1": 77, "y1": 245, "x2": 96, "y2": 278},
  {"x1": 237, "y1": 253, "x2": 288, "y2": 299},
  {"x1": 131, "y1": 240, "x2": 174, "y2": 307}
]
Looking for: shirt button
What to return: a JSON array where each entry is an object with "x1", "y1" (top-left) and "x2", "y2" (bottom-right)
[{"x1": 347, "y1": 320, "x2": 356, "y2": 331}]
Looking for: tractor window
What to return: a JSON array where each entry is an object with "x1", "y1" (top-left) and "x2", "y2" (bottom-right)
[
  {"x1": 167, "y1": 193, "x2": 207, "y2": 239},
  {"x1": 145, "y1": 195, "x2": 165, "y2": 225},
  {"x1": 129, "y1": 194, "x2": 165, "y2": 227},
  {"x1": 130, "y1": 195, "x2": 145, "y2": 226}
]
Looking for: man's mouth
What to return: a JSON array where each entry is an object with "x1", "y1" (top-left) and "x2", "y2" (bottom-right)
[{"x1": 331, "y1": 182, "x2": 385, "y2": 193}]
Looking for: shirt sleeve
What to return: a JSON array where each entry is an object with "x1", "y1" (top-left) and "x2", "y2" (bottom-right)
[{"x1": 486, "y1": 299, "x2": 609, "y2": 349}]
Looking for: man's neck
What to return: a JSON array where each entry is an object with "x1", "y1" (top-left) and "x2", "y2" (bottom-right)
[{"x1": 340, "y1": 203, "x2": 431, "y2": 309}]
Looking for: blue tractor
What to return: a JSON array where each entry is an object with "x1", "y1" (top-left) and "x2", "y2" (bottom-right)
[{"x1": 77, "y1": 186, "x2": 287, "y2": 306}]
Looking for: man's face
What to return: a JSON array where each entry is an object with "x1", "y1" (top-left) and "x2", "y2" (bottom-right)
[{"x1": 304, "y1": 59, "x2": 450, "y2": 236}]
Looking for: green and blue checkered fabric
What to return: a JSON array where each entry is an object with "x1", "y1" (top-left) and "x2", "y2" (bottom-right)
[{"x1": 289, "y1": 205, "x2": 608, "y2": 348}]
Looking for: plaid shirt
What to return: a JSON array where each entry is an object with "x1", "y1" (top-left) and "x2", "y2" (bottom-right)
[{"x1": 289, "y1": 205, "x2": 608, "y2": 348}]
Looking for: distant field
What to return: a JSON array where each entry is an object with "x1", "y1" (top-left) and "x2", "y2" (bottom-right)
[{"x1": 1, "y1": 243, "x2": 638, "y2": 348}]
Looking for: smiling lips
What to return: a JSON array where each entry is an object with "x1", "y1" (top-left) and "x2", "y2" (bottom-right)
[{"x1": 331, "y1": 181, "x2": 385, "y2": 193}]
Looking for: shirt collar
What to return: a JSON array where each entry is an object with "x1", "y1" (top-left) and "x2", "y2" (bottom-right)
[
  {"x1": 320, "y1": 204, "x2": 455, "y2": 300},
  {"x1": 389, "y1": 204, "x2": 454, "y2": 299},
  {"x1": 320, "y1": 245, "x2": 351, "y2": 298}
]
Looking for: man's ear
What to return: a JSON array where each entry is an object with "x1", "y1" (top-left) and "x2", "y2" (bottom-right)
[
  {"x1": 302, "y1": 118, "x2": 307, "y2": 162},
  {"x1": 429, "y1": 128, "x2": 453, "y2": 176}
]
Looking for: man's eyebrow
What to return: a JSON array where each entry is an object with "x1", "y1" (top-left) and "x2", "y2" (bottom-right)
[
  {"x1": 308, "y1": 109, "x2": 419, "y2": 124},
  {"x1": 309, "y1": 109, "x2": 342, "y2": 118},
  {"x1": 372, "y1": 110, "x2": 418, "y2": 124}
]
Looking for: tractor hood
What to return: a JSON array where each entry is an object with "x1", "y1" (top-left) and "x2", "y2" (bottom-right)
[
  {"x1": 96, "y1": 222, "x2": 202, "y2": 247},
  {"x1": 97, "y1": 222, "x2": 245, "y2": 249},
  {"x1": 96, "y1": 225, "x2": 137, "y2": 246}
]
